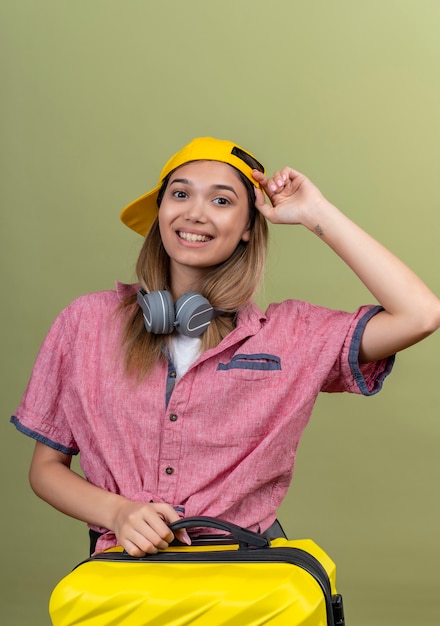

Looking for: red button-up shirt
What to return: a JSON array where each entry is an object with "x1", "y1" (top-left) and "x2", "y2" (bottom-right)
[{"x1": 12, "y1": 283, "x2": 393, "y2": 551}]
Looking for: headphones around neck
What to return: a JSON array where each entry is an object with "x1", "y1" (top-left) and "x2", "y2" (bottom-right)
[{"x1": 137, "y1": 289, "x2": 222, "y2": 338}]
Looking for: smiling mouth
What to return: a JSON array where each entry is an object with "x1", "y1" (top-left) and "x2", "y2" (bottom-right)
[{"x1": 178, "y1": 231, "x2": 212, "y2": 243}]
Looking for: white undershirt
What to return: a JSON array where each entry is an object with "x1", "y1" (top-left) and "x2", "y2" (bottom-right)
[{"x1": 168, "y1": 334, "x2": 202, "y2": 380}]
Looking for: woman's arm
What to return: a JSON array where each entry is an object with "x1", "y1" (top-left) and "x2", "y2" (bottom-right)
[
  {"x1": 29, "y1": 441, "x2": 187, "y2": 555},
  {"x1": 253, "y1": 167, "x2": 440, "y2": 362}
]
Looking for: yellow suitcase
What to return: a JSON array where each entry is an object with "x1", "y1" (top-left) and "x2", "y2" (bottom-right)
[{"x1": 49, "y1": 516, "x2": 345, "y2": 625}]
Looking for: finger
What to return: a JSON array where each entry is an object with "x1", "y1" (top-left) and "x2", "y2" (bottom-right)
[
  {"x1": 269, "y1": 167, "x2": 300, "y2": 190},
  {"x1": 153, "y1": 503, "x2": 182, "y2": 536},
  {"x1": 121, "y1": 506, "x2": 175, "y2": 552},
  {"x1": 142, "y1": 515, "x2": 174, "y2": 545},
  {"x1": 251, "y1": 169, "x2": 267, "y2": 185},
  {"x1": 254, "y1": 187, "x2": 272, "y2": 216},
  {"x1": 122, "y1": 535, "x2": 160, "y2": 557},
  {"x1": 122, "y1": 522, "x2": 171, "y2": 555},
  {"x1": 271, "y1": 170, "x2": 288, "y2": 189},
  {"x1": 151, "y1": 505, "x2": 192, "y2": 545},
  {"x1": 260, "y1": 172, "x2": 289, "y2": 199},
  {"x1": 174, "y1": 529, "x2": 192, "y2": 545},
  {"x1": 253, "y1": 169, "x2": 279, "y2": 195},
  {"x1": 141, "y1": 514, "x2": 190, "y2": 547},
  {"x1": 137, "y1": 524, "x2": 171, "y2": 550},
  {"x1": 281, "y1": 167, "x2": 308, "y2": 190},
  {"x1": 122, "y1": 538, "x2": 146, "y2": 557},
  {"x1": 254, "y1": 187, "x2": 266, "y2": 208}
]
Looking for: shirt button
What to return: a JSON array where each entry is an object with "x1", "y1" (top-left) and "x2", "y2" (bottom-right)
[
  {"x1": 169, "y1": 414, "x2": 178, "y2": 422},
  {"x1": 170, "y1": 371, "x2": 177, "y2": 378},
  {"x1": 165, "y1": 467, "x2": 174, "y2": 475}
]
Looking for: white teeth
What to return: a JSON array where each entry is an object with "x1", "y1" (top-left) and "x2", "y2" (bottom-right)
[{"x1": 178, "y1": 231, "x2": 211, "y2": 242}]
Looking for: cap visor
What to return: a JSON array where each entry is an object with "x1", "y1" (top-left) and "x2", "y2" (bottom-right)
[{"x1": 120, "y1": 184, "x2": 160, "y2": 236}]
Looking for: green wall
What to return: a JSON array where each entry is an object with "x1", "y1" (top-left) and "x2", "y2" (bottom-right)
[{"x1": 2, "y1": 1, "x2": 440, "y2": 624}]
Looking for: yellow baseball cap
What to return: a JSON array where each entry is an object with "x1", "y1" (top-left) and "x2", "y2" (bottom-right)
[{"x1": 120, "y1": 137, "x2": 265, "y2": 236}]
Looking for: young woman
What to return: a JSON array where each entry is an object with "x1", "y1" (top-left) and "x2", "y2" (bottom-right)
[{"x1": 11, "y1": 137, "x2": 440, "y2": 557}]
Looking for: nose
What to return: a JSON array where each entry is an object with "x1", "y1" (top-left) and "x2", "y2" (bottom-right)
[{"x1": 184, "y1": 196, "x2": 207, "y2": 223}]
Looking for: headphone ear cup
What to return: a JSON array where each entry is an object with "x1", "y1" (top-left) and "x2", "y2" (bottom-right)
[
  {"x1": 137, "y1": 290, "x2": 175, "y2": 334},
  {"x1": 175, "y1": 292, "x2": 215, "y2": 338}
]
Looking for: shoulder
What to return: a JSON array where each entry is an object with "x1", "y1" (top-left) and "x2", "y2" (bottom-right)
[
  {"x1": 265, "y1": 298, "x2": 370, "y2": 321},
  {"x1": 237, "y1": 299, "x2": 337, "y2": 330},
  {"x1": 51, "y1": 283, "x2": 137, "y2": 340},
  {"x1": 264, "y1": 299, "x2": 334, "y2": 326},
  {"x1": 262, "y1": 299, "x2": 379, "y2": 341},
  {"x1": 235, "y1": 299, "x2": 338, "y2": 341},
  {"x1": 63, "y1": 282, "x2": 136, "y2": 316},
  {"x1": 60, "y1": 291, "x2": 116, "y2": 325}
]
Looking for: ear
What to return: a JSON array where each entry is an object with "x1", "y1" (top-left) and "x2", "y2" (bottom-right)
[{"x1": 241, "y1": 225, "x2": 251, "y2": 242}]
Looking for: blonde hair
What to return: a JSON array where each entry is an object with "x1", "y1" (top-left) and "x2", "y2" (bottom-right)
[{"x1": 120, "y1": 170, "x2": 269, "y2": 379}]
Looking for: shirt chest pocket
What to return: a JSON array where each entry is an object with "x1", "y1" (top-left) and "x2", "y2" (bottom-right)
[{"x1": 217, "y1": 353, "x2": 281, "y2": 381}]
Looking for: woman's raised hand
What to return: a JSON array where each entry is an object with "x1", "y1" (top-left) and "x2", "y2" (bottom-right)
[{"x1": 253, "y1": 167, "x2": 326, "y2": 226}]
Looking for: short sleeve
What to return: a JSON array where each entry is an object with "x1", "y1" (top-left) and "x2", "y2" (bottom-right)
[
  {"x1": 11, "y1": 309, "x2": 79, "y2": 454},
  {"x1": 322, "y1": 305, "x2": 395, "y2": 395}
]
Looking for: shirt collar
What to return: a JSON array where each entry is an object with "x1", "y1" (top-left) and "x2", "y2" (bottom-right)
[{"x1": 115, "y1": 281, "x2": 139, "y2": 302}]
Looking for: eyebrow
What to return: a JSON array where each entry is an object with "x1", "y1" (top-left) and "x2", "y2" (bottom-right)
[{"x1": 169, "y1": 178, "x2": 239, "y2": 199}]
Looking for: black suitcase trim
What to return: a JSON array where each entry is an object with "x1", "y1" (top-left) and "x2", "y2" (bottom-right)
[
  {"x1": 83, "y1": 517, "x2": 345, "y2": 626},
  {"x1": 84, "y1": 546, "x2": 344, "y2": 625}
]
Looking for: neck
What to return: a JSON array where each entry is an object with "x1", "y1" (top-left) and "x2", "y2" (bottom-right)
[{"x1": 169, "y1": 262, "x2": 207, "y2": 298}]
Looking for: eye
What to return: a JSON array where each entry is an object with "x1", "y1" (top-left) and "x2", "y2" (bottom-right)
[
  {"x1": 213, "y1": 196, "x2": 231, "y2": 206},
  {"x1": 172, "y1": 190, "x2": 188, "y2": 199}
]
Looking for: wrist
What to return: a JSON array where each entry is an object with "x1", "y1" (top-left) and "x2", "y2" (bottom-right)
[
  {"x1": 302, "y1": 199, "x2": 340, "y2": 236},
  {"x1": 104, "y1": 493, "x2": 132, "y2": 532}
]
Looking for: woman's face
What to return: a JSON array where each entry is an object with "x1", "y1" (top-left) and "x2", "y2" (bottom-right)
[{"x1": 158, "y1": 160, "x2": 252, "y2": 287}]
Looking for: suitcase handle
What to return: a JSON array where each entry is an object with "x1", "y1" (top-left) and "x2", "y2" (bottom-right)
[{"x1": 169, "y1": 516, "x2": 270, "y2": 549}]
